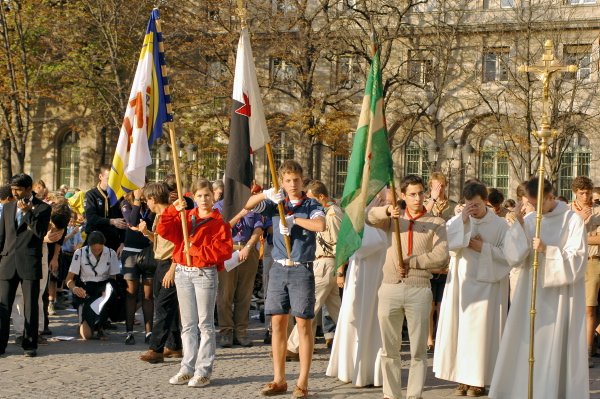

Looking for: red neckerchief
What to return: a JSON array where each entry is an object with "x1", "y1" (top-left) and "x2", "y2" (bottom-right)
[
  {"x1": 284, "y1": 193, "x2": 308, "y2": 215},
  {"x1": 405, "y1": 208, "x2": 427, "y2": 256}
]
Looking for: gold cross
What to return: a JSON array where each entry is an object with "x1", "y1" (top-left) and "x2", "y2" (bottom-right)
[{"x1": 518, "y1": 40, "x2": 578, "y2": 137}]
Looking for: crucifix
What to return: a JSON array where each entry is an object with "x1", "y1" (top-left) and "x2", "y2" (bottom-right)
[{"x1": 517, "y1": 39, "x2": 577, "y2": 399}]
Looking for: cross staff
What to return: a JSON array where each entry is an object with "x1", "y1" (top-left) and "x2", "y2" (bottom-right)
[{"x1": 517, "y1": 39, "x2": 577, "y2": 399}]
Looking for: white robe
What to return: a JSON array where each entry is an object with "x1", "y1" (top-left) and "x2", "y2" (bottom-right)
[
  {"x1": 489, "y1": 201, "x2": 589, "y2": 399},
  {"x1": 326, "y1": 225, "x2": 387, "y2": 387},
  {"x1": 433, "y1": 210, "x2": 528, "y2": 387}
]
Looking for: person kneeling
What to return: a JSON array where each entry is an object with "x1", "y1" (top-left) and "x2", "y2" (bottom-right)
[{"x1": 65, "y1": 231, "x2": 120, "y2": 340}]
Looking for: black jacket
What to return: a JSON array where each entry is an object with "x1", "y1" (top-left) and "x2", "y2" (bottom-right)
[
  {"x1": 83, "y1": 187, "x2": 125, "y2": 251},
  {"x1": 0, "y1": 198, "x2": 51, "y2": 280}
]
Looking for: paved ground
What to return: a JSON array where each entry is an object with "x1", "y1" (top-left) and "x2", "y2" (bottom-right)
[{"x1": 1, "y1": 307, "x2": 599, "y2": 399}]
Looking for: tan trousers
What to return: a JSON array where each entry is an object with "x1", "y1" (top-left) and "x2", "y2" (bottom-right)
[
  {"x1": 287, "y1": 257, "x2": 341, "y2": 352},
  {"x1": 378, "y1": 282, "x2": 432, "y2": 399},
  {"x1": 217, "y1": 247, "x2": 259, "y2": 338}
]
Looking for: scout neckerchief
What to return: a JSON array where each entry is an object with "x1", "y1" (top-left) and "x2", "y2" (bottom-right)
[
  {"x1": 283, "y1": 193, "x2": 308, "y2": 215},
  {"x1": 433, "y1": 198, "x2": 448, "y2": 216},
  {"x1": 85, "y1": 246, "x2": 102, "y2": 276},
  {"x1": 405, "y1": 207, "x2": 427, "y2": 256},
  {"x1": 97, "y1": 184, "x2": 109, "y2": 216},
  {"x1": 190, "y1": 213, "x2": 213, "y2": 236}
]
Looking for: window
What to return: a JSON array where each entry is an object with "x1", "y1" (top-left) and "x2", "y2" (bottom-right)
[
  {"x1": 206, "y1": 57, "x2": 227, "y2": 87},
  {"x1": 332, "y1": 154, "x2": 349, "y2": 199},
  {"x1": 334, "y1": 55, "x2": 361, "y2": 90},
  {"x1": 558, "y1": 134, "x2": 591, "y2": 200},
  {"x1": 58, "y1": 131, "x2": 80, "y2": 189},
  {"x1": 202, "y1": 149, "x2": 225, "y2": 181},
  {"x1": 264, "y1": 133, "x2": 294, "y2": 187},
  {"x1": 564, "y1": 45, "x2": 592, "y2": 81},
  {"x1": 483, "y1": 48, "x2": 510, "y2": 82},
  {"x1": 269, "y1": 58, "x2": 297, "y2": 85},
  {"x1": 501, "y1": 0, "x2": 515, "y2": 8},
  {"x1": 408, "y1": 49, "x2": 433, "y2": 85},
  {"x1": 479, "y1": 143, "x2": 509, "y2": 195},
  {"x1": 404, "y1": 137, "x2": 430, "y2": 183},
  {"x1": 146, "y1": 145, "x2": 166, "y2": 182},
  {"x1": 570, "y1": 0, "x2": 596, "y2": 4}
]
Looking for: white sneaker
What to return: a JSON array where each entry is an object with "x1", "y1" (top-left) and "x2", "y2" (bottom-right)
[
  {"x1": 169, "y1": 372, "x2": 193, "y2": 385},
  {"x1": 188, "y1": 376, "x2": 210, "y2": 387}
]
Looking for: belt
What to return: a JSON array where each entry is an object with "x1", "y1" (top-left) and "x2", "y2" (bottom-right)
[
  {"x1": 275, "y1": 259, "x2": 314, "y2": 267},
  {"x1": 590, "y1": 255, "x2": 600, "y2": 260},
  {"x1": 316, "y1": 255, "x2": 335, "y2": 259},
  {"x1": 176, "y1": 264, "x2": 216, "y2": 272}
]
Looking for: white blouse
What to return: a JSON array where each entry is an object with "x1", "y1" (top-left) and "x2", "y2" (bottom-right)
[{"x1": 69, "y1": 246, "x2": 120, "y2": 283}]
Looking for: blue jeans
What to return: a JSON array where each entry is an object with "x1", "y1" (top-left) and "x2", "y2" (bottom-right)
[{"x1": 175, "y1": 265, "x2": 218, "y2": 377}]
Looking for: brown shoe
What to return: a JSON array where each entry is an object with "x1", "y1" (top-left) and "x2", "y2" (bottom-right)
[
  {"x1": 260, "y1": 381, "x2": 288, "y2": 396},
  {"x1": 139, "y1": 349, "x2": 164, "y2": 364},
  {"x1": 291, "y1": 385, "x2": 308, "y2": 398},
  {"x1": 285, "y1": 350, "x2": 299, "y2": 362},
  {"x1": 466, "y1": 386, "x2": 486, "y2": 397},
  {"x1": 454, "y1": 384, "x2": 468, "y2": 396},
  {"x1": 163, "y1": 347, "x2": 183, "y2": 358}
]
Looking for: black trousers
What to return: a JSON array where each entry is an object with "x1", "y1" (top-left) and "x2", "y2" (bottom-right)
[
  {"x1": 149, "y1": 260, "x2": 181, "y2": 352},
  {"x1": 0, "y1": 273, "x2": 40, "y2": 352}
]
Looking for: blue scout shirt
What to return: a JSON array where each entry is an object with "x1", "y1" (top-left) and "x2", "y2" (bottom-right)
[
  {"x1": 214, "y1": 200, "x2": 264, "y2": 243},
  {"x1": 255, "y1": 194, "x2": 325, "y2": 263}
]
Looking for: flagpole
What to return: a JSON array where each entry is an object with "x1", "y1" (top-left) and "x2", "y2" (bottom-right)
[
  {"x1": 155, "y1": 9, "x2": 192, "y2": 265},
  {"x1": 368, "y1": 28, "x2": 403, "y2": 273},
  {"x1": 236, "y1": 0, "x2": 293, "y2": 260}
]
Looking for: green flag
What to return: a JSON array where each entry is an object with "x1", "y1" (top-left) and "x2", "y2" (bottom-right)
[{"x1": 335, "y1": 47, "x2": 393, "y2": 269}]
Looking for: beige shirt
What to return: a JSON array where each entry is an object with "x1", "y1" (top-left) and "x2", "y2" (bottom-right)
[
  {"x1": 367, "y1": 206, "x2": 449, "y2": 287},
  {"x1": 315, "y1": 203, "x2": 343, "y2": 258},
  {"x1": 569, "y1": 203, "x2": 600, "y2": 257},
  {"x1": 152, "y1": 214, "x2": 174, "y2": 261}
]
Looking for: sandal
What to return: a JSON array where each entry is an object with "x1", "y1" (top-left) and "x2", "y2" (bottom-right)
[{"x1": 291, "y1": 385, "x2": 308, "y2": 398}]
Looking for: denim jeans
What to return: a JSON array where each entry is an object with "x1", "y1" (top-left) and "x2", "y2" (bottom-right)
[{"x1": 175, "y1": 265, "x2": 218, "y2": 377}]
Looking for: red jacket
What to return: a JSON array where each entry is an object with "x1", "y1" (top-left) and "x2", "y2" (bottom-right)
[{"x1": 156, "y1": 205, "x2": 232, "y2": 271}]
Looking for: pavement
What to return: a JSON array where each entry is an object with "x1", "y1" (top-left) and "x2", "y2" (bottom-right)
[{"x1": 1, "y1": 306, "x2": 599, "y2": 399}]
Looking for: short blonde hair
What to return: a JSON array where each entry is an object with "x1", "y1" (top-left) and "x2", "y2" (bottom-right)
[
  {"x1": 278, "y1": 160, "x2": 303, "y2": 178},
  {"x1": 428, "y1": 172, "x2": 447, "y2": 188}
]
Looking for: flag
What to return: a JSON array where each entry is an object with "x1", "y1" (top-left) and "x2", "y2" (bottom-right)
[
  {"x1": 107, "y1": 8, "x2": 172, "y2": 205},
  {"x1": 222, "y1": 27, "x2": 270, "y2": 221},
  {"x1": 335, "y1": 45, "x2": 394, "y2": 269}
]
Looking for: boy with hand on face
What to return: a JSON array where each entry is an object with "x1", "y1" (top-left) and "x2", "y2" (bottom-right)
[{"x1": 245, "y1": 160, "x2": 325, "y2": 399}]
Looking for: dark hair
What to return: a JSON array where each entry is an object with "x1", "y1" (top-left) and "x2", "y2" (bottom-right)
[
  {"x1": 50, "y1": 203, "x2": 72, "y2": 230},
  {"x1": 525, "y1": 177, "x2": 553, "y2": 198},
  {"x1": 557, "y1": 195, "x2": 569, "y2": 204},
  {"x1": 163, "y1": 174, "x2": 177, "y2": 192},
  {"x1": 487, "y1": 188, "x2": 504, "y2": 206},
  {"x1": 143, "y1": 182, "x2": 170, "y2": 204},
  {"x1": 504, "y1": 199, "x2": 516, "y2": 208},
  {"x1": 400, "y1": 175, "x2": 425, "y2": 194},
  {"x1": 0, "y1": 185, "x2": 13, "y2": 200},
  {"x1": 306, "y1": 180, "x2": 329, "y2": 198},
  {"x1": 463, "y1": 181, "x2": 488, "y2": 201},
  {"x1": 278, "y1": 160, "x2": 303, "y2": 178},
  {"x1": 191, "y1": 178, "x2": 213, "y2": 194},
  {"x1": 10, "y1": 174, "x2": 33, "y2": 189},
  {"x1": 87, "y1": 231, "x2": 106, "y2": 246},
  {"x1": 571, "y1": 176, "x2": 594, "y2": 192},
  {"x1": 97, "y1": 164, "x2": 111, "y2": 175}
]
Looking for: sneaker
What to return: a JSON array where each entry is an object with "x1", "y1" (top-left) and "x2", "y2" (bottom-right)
[
  {"x1": 219, "y1": 332, "x2": 233, "y2": 348},
  {"x1": 163, "y1": 347, "x2": 183, "y2": 358},
  {"x1": 169, "y1": 372, "x2": 193, "y2": 385},
  {"x1": 291, "y1": 385, "x2": 308, "y2": 398},
  {"x1": 37, "y1": 336, "x2": 49, "y2": 345},
  {"x1": 466, "y1": 386, "x2": 486, "y2": 397},
  {"x1": 41, "y1": 328, "x2": 52, "y2": 336},
  {"x1": 188, "y1": 376, "x2": 210, "y2": 387},
  {"x1": 454, "y1": 384, "x2": 468, "y2": 396},
  {"x1": 144, "y1": 332, "x2": 152, "y2": 344},
  {"x1": 48, "y1": 301, "x2": 56, "y2": 316},
  {"x1": 125, "y1": 333, "x2": 135, "y2": 345},
  {"x1": 260, "y1": 381, "x2": 288, "y2": 396},
  {"x1": 233, "y1": 335, "x2": 253, "y2": 347},
  {"x1": 14, "y1": 336, "x2": 23, "y2": 346},
  {"x1": 263, "y1": 330, "x2": 272, "y2": 345},
  {"x1": 139, "y1": 349, "x2": 164, "y2": 364}
]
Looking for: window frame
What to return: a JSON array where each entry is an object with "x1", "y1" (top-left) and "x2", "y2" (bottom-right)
[{"x1": 482, "y1": 48, "x2": 510, "y2": 83}]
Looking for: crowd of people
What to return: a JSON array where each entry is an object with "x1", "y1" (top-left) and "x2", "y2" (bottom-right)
[{"x1": 0, "y1": 161, "x2": 598, "y2": 399}]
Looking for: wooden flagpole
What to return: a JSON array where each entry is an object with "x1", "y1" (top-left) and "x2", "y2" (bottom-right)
[{"x1": 155, "y1": 8, "x2": 192, "y2": 265}]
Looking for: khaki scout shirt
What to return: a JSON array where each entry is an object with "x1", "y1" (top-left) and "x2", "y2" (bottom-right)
[{"x1": 315, "y1": 203, "x2": 343, "y2": 258}]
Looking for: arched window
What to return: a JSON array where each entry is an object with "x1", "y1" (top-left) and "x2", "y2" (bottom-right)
[
  {"x1": 558, "y1": 134, "x2": 591, "y2": 200},
  {"x1": 58, "y1": 131, "x2": 80, "y2": 189},
  {"x1": 479, "y1": 138, "x2": 509, "y2": 195},
  {"x1": 404, "y1": 134, "x2": 430, "y2": 183}
]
